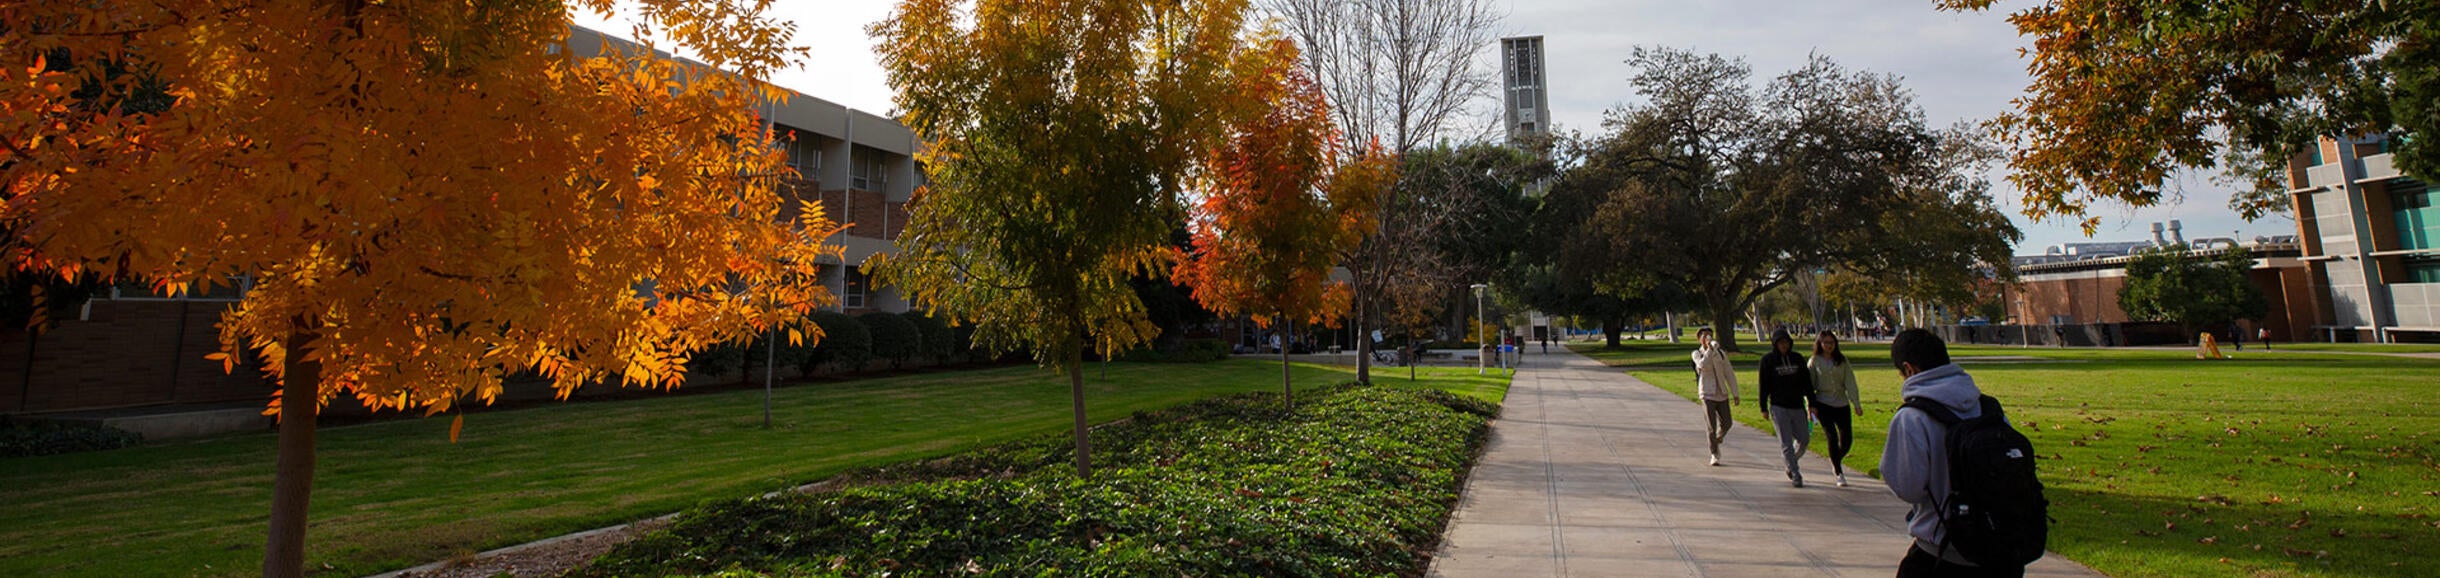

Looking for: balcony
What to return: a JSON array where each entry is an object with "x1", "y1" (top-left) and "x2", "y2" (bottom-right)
[{"x1": 2359, "y1": 153, "x2": 2400, "y2": 183}]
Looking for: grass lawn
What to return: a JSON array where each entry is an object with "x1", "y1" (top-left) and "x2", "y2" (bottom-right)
[
  {"x1": 0, "y1": 359, "x2": 1508, "y2": 578},
  {"x1": 1574, "y1": 341, "x2": 2440, "y2": 578}
]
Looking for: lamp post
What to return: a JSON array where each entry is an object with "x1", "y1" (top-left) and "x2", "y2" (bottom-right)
[
  {"x1": 1471, "y1": 283, "x2": 1488, "y2": 375},
  {"x1": 2017, "y1": 298, "x2": 2028, "y2": 349}
]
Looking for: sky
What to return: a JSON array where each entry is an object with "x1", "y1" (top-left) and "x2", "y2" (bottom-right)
[{"x1": 574, "y1": 0, "x2": 2296, "y2": 255}]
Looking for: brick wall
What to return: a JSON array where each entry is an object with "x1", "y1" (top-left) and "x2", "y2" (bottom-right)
[{"x1": 0, "y1": 300, "x2": 270, "y2": 414}]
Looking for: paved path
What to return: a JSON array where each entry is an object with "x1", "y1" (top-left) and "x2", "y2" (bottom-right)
[{"x1": 1427, "y1": 349, "x2": 2104, "y2": 578}]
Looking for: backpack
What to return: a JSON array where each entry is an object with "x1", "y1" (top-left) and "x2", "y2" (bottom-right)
[{"x1": 1901, "y1": 394, "x2": 2050, "y2": 567}]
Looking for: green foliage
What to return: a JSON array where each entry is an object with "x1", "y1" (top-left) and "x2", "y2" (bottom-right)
[
  {"x1": 1556, "y1": 48, "x2": 2018, "y2": 351},
  {"x1": 1939, "y1": 0, "x2": 2440, "y2": 225},
  {"x1": 0, "y1": 421, "x2": 143, "y2": 458},
  {"x1": 582, "y1": 384, "x2": 1494, "y2": 577},
  {"x1": 899, "y1": 311, "x2": 955, "y2": 362},
  {"x1": 2118, "y1": 245, "x2": 2270, "y2": 336},
  {"x1": 795, "y1": 312, "x2": 872, "y2": 375},
  {"x1": 859, "y1": 312, "x2": 920, "y2": 368},
  {"x1": 1115, "y1": 338, "x2": 1232, "y2": 363}
]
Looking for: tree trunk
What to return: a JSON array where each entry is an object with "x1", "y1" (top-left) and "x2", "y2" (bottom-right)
[
  {"x1": 1066, "y1": 343, "x2": 1092, "y2": 478},
  {"x1": 1280, "y1": 319, "x2": 1294, "y2": 412},
  {"x1": 1352, "y1": 278, "x2": 1371, "y2": 384},
  {"x1": 1602, "y1": 317, "x2": 1623, "y2": 348},
  {"x1": 1709, "y1": 298, "x2": 1744, "y2": 353},
  {"x1": 263, "y1": 327, "x2": 321, "y2": 578}
]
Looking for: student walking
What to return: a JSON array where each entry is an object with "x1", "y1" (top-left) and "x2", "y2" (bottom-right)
[
  {"x1": 1882, "y1": 329, "x2": 2046, "y2": 577},
  {"x1": 1807, "y1": 331, "x2": 1862, "y2": 487},
  {"x1": 1690, "y1": 328, "x2": 1741, "y2": 466},
  {"x1": 1757, "y1": 329, "x2": 1815, "y2": 487}
]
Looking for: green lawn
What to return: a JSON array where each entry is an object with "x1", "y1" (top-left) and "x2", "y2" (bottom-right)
[
  {"x1": 1576, "y1": 341, "x2": 2440, "y2": 578},
  {"x1": 0, "y1": 359, "x2": 1508, "y2": 577}
]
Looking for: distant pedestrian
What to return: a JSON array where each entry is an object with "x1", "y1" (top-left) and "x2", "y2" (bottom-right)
[
  {"x1": 1882, "y1": 329, "x2": 2047, "y2": 577},
  {"x1": 2229, "y1": 322, "x2": 2245, "y2": 351},
  {"x1": 1691, "y1": 328, "x2": 1741, "y2": 466},
  {"x1": 2259, "y1": 326, "x2": 2272, "y2": 349},
  {"x1": 1758, "y1": 329, "x2": 1815, "y2": 487},
  {"x1": 1808, "y1": 331, "x2": 1863, "y2": 487}
]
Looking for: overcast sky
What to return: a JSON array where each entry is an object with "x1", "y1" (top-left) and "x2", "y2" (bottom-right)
[{"x1": 575, "y1": 0, "x2": 2294, "y2": 254}]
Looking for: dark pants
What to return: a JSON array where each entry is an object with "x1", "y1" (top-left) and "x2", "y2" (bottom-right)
[
  {"x1": 1812, "y1": 403, "x2": 1854, "y2": 474},
  {"x1": 1897, "y1": 544, "x2": 2025, "y2": 578}
]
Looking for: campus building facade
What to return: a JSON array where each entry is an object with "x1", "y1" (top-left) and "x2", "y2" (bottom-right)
[{"x1": 2288, "y1": 135, "x2": 2439, "y2": 342}]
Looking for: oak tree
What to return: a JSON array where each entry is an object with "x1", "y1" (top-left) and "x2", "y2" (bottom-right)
[
  {"x1": 870, "y1": 0, "x2": 1265, "y2": 476},
  {"x1": 1, "y1": 2, "x2": 835, "y2": 576},
  {"x1": 1563, "y1": 48, "x2": 2019, "y2": 352}
]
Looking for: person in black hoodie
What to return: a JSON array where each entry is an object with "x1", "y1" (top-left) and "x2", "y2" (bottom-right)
[{"x1": 1758, "y1": 329, "x2": 1816, "y2": 487}]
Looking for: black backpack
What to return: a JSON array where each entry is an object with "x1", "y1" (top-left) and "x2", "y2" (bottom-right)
[{"x1": 1902, "y1": 394, "x2": 2050, "y2": 567}]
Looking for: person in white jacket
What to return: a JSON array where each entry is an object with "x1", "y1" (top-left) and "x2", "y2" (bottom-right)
[{"x1": 1690, "y1": 328, "x2": 1741, "y2": 466}]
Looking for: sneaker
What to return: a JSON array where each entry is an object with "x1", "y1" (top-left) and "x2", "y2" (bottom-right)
[
  {"x1": 1709, "y1": 454, "x2": 1720, "y2": 466},
  {"x1": 1789, "y1": 471, "x2": 1803, "y2": 488},
  {"x1": 1836, "y1": 473, "x2": 1848, "y2": 487}
]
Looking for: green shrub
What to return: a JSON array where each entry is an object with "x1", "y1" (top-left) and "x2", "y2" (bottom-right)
[
  {"x1": 792, "y1": 312, "x2": 871, "y2": 375},
  {"x1": 859, "y1": 312, "x2": 920, "y2": 369},
  {"x1": 582, "y1": 384, "x2": 1494, "y2": 577},
  {"x1": 1116, "y1": 338, "x2": 1230, "y2": 363},
  {"x1": 899, "y1": 311, "x2": 955, "y2": 361},
  {"x1": 1, "y1": 421, "x2": 144, "y2": 458},
  {"x1": 684, "y1": 336, "x2": 751, "y2": 377}
]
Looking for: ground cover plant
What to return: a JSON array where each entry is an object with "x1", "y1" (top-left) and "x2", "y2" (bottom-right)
[
  {"x1": 1592, "y1": 341, "x2": 2440, "y2": 577},
  {"x1": 0, "y1": 360, "x2": 1508, "y2": 577},
  {"x1": 580, "y1": 383, "x2": 1497, "y2": 577}
]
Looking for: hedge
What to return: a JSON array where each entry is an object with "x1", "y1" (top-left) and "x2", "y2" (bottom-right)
[
  {"x1": 900, "y1": 311, "x2": 955, "y2": 362},
  {"x1": 581, "y1": 383, "x2": 1495, "y2": 577},
  {"x1": 795, "y1": 311, "x2": 872, "y2": 375},
  {"x1": 859, "y1": 312, "x2": 921, "y2": 369},
  {"x1": 1116, "y1": 338, "x2": 1231, "y2": 363},
  {"x1": 1, "y1": 421, "x2": 144, "y2": 458}
]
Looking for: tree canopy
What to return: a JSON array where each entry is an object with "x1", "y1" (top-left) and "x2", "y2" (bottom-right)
[
  {"x1": 2, "y1": 1, "x2": 830, "y2": 575},
  {"x1": 1940, "y1": 0, "x2": 2440, "y2": 226},
  {"x1": 1554, "y1": 48, "x2": 2019, "y2": 351},
  {"x1": 2118, "y1": 245, "x2": 2270, "y2": 339},
  {"x1": 870, "y1": 0, "x2": 1268, "y2": 476},
  {"x1": 1172, "y1": 39, "x2": 1394, "y2": 407}
]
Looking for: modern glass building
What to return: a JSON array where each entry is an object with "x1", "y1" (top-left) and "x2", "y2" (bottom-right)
[{"x1": 2289, "y1": 134, "x2": 2439, "y2": 342}]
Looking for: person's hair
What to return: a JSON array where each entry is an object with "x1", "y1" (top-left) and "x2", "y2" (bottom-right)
[
  {"x1": 1696, "y1": 327, "x2": 1713, "y2": 339},
  {"x1": 1813, "y1": 331, "x2": 1846, "y2": 365},
  {"x1": 1770, "y1": 329, "x2": 1795, "y2": 353},
  {"x1": 1890, "y1": 328, "x2": 1950, "y2": 372}
]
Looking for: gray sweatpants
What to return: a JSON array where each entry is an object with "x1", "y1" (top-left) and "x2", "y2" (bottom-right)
[{"x1": 1769, "y1": 405, "x2": 1810, "y2": 480}]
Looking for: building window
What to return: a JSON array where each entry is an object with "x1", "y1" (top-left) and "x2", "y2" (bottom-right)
[
  {"x1": 843, "y1": 267, "x2": 868, "y2": 309},
  {"x1": 784, "y1": 133, "x2": 820, "y2": 176},
  {"x1": 2396, "y1": 181, "x2": 2436, "y2": 251},
  {"x1": 851, "y1": 152, "x2": 888, "y2": 191},
  {"x1": 2407, "y1": 258, "x2": 2440, "y2": 284}
]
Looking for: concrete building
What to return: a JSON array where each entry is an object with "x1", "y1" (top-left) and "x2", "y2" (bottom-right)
[
  {"x1": 565, "y1": 27, "x2": 921, "y2": 317},
  {"x1": 0, "y1": 26, "x2": 924, "y2": 419},
  {"x1": 2288, "y1": 135, "x2": 2439, "y2": 342},
  {"x1": 1500, "y1": 35, "x2": 1549, "y2": 141}
]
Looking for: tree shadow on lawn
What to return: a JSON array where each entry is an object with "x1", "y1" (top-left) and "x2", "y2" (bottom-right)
[{"x1": 2048, "y1": 486, "x2": 2433, "y2": 578}]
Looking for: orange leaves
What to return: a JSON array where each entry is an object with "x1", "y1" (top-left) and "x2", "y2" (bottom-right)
[
  {"x1": 1174, "y1": 42, "x2": 1386, "y2": 329},
  {"x1": 2, "y1": 2, "x2": 836, "y2": 425}
]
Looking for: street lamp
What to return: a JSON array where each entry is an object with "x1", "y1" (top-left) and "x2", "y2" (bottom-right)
[{"x1": 1470, "y1": 283, "x2": 1489, "y2": 375}]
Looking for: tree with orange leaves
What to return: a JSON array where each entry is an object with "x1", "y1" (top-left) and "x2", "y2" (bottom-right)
[
  {"x1": 0, "y1": 2, "x2": 835, "y2": 576},
  {"x1": 1174, "y1": 40, "x2": 1396, "y2": 411}
]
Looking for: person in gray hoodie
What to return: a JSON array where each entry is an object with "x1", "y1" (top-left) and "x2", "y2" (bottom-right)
[
  {"x1": 1756, "y1": 329, "x2": 1814, "y2": 487},
  {"x1": 1881, "y1": 329, "x2": 2024, "y2": 577}
]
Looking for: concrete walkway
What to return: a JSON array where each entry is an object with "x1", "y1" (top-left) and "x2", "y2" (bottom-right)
[{"x1": 1427, "y1": 349, "x2": 2104, "y2": 578}]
